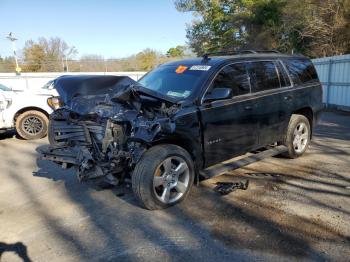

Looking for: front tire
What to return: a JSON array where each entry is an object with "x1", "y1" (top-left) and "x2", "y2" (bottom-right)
[
  {"x1": 283, "y1": 114, "x2": 311, "y2": 159},
  {"x1": 132, "y1": 144, "x2": 195, "y2": 210},
  {"x1": 16, "y1": 110, "x2": 48, "y2": 140}
]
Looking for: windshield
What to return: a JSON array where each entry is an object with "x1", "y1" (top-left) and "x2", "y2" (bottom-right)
[
  {"x1": 0, "y1": 83, "x2": 12, "y2": 91},
  {"x1": 42, "y1": 80, "x2": 54, "y2": 90},
  {"x1": 138, "y1": 65, "x2": 208, "y2": 100}
]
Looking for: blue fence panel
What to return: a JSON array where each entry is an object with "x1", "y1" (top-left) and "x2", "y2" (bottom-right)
[{"x1": 312, "y1": 54, "x2": 350, "y2": 109}]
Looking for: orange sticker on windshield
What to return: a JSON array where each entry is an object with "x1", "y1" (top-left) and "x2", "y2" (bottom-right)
[{"x1": 175, "y1": 65, "x2": 188, "y2": 74}]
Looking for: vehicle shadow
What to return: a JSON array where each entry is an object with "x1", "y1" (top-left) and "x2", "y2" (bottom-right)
[
  {"x1": 313, "y1": 109, "x2": 350, "y2": 140},
  {"x1": 0, "y1": 129, "x2": 16, "y2": 140},
  {"x1": 0, "y1": 242, "x2": 32, "y2": 262},
  {"x1": 0, "y1": 129, "x2": 30, "y2": 141},
  {"x1": 31, "y1": 145, "x2": 349, "y2": 261},
  {"x1": 20, "y1": 111, "x2": 350, "y2": 260}
]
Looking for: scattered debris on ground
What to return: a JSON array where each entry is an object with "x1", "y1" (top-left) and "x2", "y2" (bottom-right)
[{"x1": 214, "y1": 180, "x2": 249, "y2": 195}]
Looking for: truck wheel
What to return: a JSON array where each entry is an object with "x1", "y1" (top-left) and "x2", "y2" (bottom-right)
[
  {"x1": 132, "y1": 144, "x2": 195, "y2": 210},
  {"x1": 16, "y1": 110, "x2": 48, "y2": 140},
  {"x1": 283, "y1": 114, "x2": 311, "y2": 159}
]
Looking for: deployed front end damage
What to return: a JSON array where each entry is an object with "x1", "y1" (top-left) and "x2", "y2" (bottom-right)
[{"x1": 41, "y1": 75, "x2": 180, "y2": 185}]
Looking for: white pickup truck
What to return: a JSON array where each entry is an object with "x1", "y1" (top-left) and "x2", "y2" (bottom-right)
[{"x1": 0, "y1": 81, "x2": 58, "y2": 140}]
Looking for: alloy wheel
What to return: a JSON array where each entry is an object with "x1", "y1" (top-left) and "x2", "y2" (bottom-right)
[
  {"x1": 293, "y1": 122, "x2": 309, "y2": 153},
  {"x1": 22, "y1": 116, "x2": 44, "y2": 135},
  {"x1": 153, "y1": 156, "x2": 190, "y2": 204}
]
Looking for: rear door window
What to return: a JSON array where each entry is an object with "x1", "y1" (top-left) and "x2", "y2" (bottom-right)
[
  {"x1": 247, "y1": 61, "x2": 281, "y2": 92},
  {"x1": 212, "y1": 63, "x2": 251, "y2": 97},
  {"x1": 284, "y1": 59, "x2": 319, "y2": 85}
]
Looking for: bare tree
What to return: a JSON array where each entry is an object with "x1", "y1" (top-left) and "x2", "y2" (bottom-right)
[
  {"x1": 22, "y1": 37, "x2": 77, "y2": 72},
  {"x1": 305, "y1": 0, "x2": 350, "y2": 56}
]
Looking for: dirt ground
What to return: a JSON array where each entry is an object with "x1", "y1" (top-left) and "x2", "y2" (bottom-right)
[{"x1": 0, "y1": 111, "x2": 349, "y2": 262}]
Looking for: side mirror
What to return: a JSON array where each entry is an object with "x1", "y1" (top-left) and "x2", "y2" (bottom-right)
[{"x1": 203, "y1": 87, "x2": 232, "y2": 103}]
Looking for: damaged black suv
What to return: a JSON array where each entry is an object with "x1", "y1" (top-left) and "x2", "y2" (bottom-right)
[{"x1": 42, "y1": 51, "x2": 323, "y2": 210}]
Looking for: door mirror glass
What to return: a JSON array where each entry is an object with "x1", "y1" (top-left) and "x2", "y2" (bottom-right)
[{"x1": 203, "y1": 87, "x2": 232, "y2": 103}]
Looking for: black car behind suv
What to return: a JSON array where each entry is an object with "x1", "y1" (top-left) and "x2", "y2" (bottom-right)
[{"x1": 42, "y1": 51, "x2": 323, "y2": 210}]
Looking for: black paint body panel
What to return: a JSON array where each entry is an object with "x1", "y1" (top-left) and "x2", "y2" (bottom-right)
[{"x1": 159, "y1": 54, "x2": 323, "y2": 169}]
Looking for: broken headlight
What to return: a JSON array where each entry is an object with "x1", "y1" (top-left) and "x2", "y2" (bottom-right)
[{"x1": 47, "y1": 96, "x2": 63, "y2": 110}]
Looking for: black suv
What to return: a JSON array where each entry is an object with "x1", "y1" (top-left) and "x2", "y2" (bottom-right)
[{"x1": 42, "y1": 51, "x2": 323, "y2": 210}]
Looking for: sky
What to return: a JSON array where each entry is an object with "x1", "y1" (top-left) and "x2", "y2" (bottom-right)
[{"x1": 0, "y1": 0, "x2": 194, "y2": 58}]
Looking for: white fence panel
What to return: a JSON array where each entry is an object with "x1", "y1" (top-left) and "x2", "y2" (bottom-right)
[
  {"x1": 312, "y1": 54, "x2": 350, "y2": 109},
  {"x1": 0, "y1": 72, "x2": 147, "y2": 91}
]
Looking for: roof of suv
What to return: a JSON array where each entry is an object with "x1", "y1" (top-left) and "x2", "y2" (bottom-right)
[{"x1": 163, "y1": 52, "x2": 306, "y2": 68}]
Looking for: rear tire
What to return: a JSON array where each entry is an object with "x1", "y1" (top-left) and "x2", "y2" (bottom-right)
[
  {"x1": 283, "y1": 114, "x2": 311, "y2": 159},
  {"x1": 132, "y1": 144, "x2": 195, "y2": 210},
  {"x1": 15, "y1": 110, "x2": 48, "y2": 140}
]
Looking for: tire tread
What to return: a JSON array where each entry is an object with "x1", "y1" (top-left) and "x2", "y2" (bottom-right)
[
  {"x1": 132, "y1": 144, "x2": 194, "y2": 210},
  {"x1": 15, "y1": 110, "x2": 48, "y2": 140}
]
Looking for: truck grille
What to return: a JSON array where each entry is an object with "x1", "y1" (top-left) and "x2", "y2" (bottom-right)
[{"x1": 50, "y1": 120, "x2": 105, "y2": 145}]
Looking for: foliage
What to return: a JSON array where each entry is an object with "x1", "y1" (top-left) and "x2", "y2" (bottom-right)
[
  {"x1": 22, "y1": 37, "x2": 78, "y2": 72},
  {"x1": 174, "y1": 0, "x2": 350, "y2": 57},
  {"x1": 293, "y1": 0, "x2": 350, "y2": 57},
  {"x1": 135, "y1": 48, "x2": 159, "y2": 71},
  {"x1": 167, "y1": 45, "x2": 186, "y2": 57},
  {"x1": 0, "y1": 56, "x2": 15, "y2": 73},
  {"x1": 1, "y1": 36, "x2": 189, "y2": 73}
]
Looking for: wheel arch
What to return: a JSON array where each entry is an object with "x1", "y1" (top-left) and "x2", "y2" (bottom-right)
[
  {"x1": 14, "y1": 107, "x2": 50, "y2": 123},
  {"x1": 292, "y1": 107, "x2": 314, "y2": 136},
  {"x1": 151, "y1": 137, "x2": 203, "y2": 185}
]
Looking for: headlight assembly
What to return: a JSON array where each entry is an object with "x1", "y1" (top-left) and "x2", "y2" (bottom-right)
[{"x1": 47, "y1": 96, "x2": 62, "y2": 110}]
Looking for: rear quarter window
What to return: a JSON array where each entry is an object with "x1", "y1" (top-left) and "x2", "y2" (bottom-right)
[{"x1": 284, "y1": 58, "x2": 319, "y2": 86}]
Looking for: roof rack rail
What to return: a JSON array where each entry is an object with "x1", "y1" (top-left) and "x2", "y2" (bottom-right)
[
  {"x1": 202, "y1": 49, "x2": 280, "y2": 59},
  {"x1": 255, "y1": 50, "x2": 280, "y2": 54}
]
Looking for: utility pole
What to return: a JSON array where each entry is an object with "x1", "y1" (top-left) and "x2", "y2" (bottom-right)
[
  {"x1": 104, "y1": 58, "x2": 108, "y2": 73},
  {"x1": 6, "y1": 32, "x2": 21, "y2": 75},
  {"x1": 65, "y1": 55, "x2": 69, "y2": 72},
  {"x1": 61, "y1": 57, "x2": 65, "y2": 72}
]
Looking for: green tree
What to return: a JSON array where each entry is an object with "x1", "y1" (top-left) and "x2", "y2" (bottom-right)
[
  {"x1": 175, "y1": 0, "x2": 350, "y2": 57},
  {"x1": 167, "y1": 45, "x2": 186, "y2": 57},
  {"x1": 136, "y1": 48, "x2": 159, "y2": 71},
  {"x1": 175, "y1": 0, "x2": 286, "y2": 54},
  {"x1": 22, "y1": 42, "x2": 46, "y2": 72}
]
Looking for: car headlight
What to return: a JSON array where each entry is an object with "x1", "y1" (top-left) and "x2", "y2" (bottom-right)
[{"x1": 47, "y1": 96, "x2": 62, "y2": 110}]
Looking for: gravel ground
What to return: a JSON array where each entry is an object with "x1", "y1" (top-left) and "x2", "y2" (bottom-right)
[{"x1": 0, "y1": 111, "x2": 349, "y2": 262}]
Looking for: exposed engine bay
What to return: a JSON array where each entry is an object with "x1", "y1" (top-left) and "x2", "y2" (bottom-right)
[{"x1": 41, "y1": 75, "x2": 180, "y2": 185}]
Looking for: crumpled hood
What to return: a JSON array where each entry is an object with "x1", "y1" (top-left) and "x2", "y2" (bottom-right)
[
  {"x1": 54, "y1": 75, "x2": 136, "y2": 107},
  {"x1": 54, "y1": 75, "x2": 179, "y2": 116}
]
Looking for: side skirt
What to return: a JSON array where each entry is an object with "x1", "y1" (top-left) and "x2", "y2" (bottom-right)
[{"x1": 199, "y1": 145, "x2": 287, "y2": 180}]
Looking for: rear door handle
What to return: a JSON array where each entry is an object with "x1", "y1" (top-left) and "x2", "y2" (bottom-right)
[
  {"x1": 284, "y1": 95, "x2": 292, "y2": 101},
  {"x1": 245, "y1": 105, "x2": 253, "y2": 111}
]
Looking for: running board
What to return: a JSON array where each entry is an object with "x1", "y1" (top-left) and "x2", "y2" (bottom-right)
[{"x1": 199, "y1": 145, "x2": 288, "y2": 180}]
